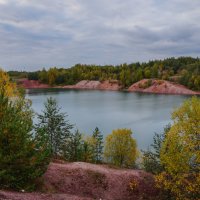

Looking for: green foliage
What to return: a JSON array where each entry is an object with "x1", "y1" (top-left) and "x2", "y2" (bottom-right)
[
  {"x1": 38, "y1": 68, "x2": 48, "y2": 83},
  {"x1": 27, "y1": 72, "x2": 39, "y2": 80},
  {"x1": 25, "y1": 57, "x2": 200, "y2": 91},
  {"x1": 65, "y1": 130, "x2": 83, "y2": 162},
  {"x1": 36, "y1": 97, "x2": 74, "y2": 158},
  {"x1": 64, "y1": 127, "x2": 103, "y2": 163},
  {"x1": 80, "y1": 137, "x2": 95, "y2": 163},
  {"x1": 142, "y1": 125, "x2": 171, "y2": 174},
  {"x1": 47, "y1": 67, "x2": 58, "y2": 86},
  {"x1": 0, "y1": 94, "x2": 50, "y2": 190},
  {"x1": 7, "y1": 70, "x2": 27, "y2": 79},
  {"x1": 92, "y1": 127, "x2": 104, "y2": 163},
  {"x1": 104, "y1": 129, "x2": 137, "y2": 168},
  {"x1": 156, "y1": 97, "x2": 200, "y2": 200}
]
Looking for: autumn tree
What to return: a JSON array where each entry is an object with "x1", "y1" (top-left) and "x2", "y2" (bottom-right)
[
  {"x1": 156, "y1": 97, "x2": 200, "y2": 200},
  {"x1": 36, "y1": 97, "x2": 74, "y2": 158},
  {"x1": 104, "y1": 129, "x2": 137, "y2": 168},
  {"x1": 0, "y1": 68, "x2": 18, "y2": 97}
]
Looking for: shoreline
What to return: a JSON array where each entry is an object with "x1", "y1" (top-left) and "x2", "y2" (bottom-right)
[{"x1": 26, "y1": 87, "x2": 200, "y2": 96}]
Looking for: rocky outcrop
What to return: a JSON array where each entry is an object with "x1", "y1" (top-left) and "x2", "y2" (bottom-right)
[
  {"x1": 128, "y1": 79, "x2": 200, "y2": 95},
  {"x1": 0, "y1": 161, "x2": 159, "y2": 200}
]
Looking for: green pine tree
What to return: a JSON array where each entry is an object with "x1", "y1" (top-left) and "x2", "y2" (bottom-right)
[
  {"x1": 65, "y1": 130, "x2": 83, "y2": 161},
  {"x1": 92, "y1": 127, "x2": 104, "y2": 163},
  {"x1": 36, "y1": 97, "x2": 74, "y2": 158},
  {"x1": 80, "y1": 140, "x2": 94, "y2": 162},
  {"x1": 0, "y1": 94, "x2": 50, "y2": 190}
]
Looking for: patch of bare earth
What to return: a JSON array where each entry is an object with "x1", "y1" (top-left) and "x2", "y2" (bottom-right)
[
  {"x1": 19, "y1": 79, "x2": 122, "y2": 91},
  {"x1": 62, "y1": 80, "x2": 122, "y2": 91},
  {"x1": 18, "y1": 79, "x2": 49, "y2": 89},
  {"x1": 128, "y1": 79, "x2": 200, "y2": 95},
  {"x1": 0, "y1": 162, "x2": 159, "y2": 200}
]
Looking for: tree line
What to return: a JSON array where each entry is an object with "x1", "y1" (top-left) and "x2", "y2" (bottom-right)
[
  {"x1": 9, "y1": 56, "x2": 200, "y2": 90},
  {"x1": 0, "y1": 69, "x2": 200, "y2": 199}
]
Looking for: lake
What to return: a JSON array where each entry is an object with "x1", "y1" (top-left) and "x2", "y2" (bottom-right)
[{"x1": 26, "y1": 89, "x2": 190, "y2": 150}]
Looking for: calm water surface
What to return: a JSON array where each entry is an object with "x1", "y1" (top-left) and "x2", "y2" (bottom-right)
[{"x1": 26, "y1": 89, "x2": 189, "y2": 150}]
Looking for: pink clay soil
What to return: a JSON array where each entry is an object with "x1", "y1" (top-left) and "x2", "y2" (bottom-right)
[
  {"x1": 128, "y1": 79, "x2": 200, "y2": 95},
  {"x1": 19, "y1": 78, "x2": 199, "y2": 95},
  {"x1": 0, "y1": 161, "x2": 159, "y2": 200}
]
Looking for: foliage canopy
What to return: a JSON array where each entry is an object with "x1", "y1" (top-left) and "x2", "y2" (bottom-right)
[
  {"x1": 104, "y1": 129, "x2": 137, "y2": 167},
  {"x1": 156, "y1": 97, "x2": 200, "y2": 199},
  {"x1": 24, "y1": 57, "x2": 200, "y2": 90}
]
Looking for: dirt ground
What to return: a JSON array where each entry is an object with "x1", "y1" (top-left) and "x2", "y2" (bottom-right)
[
  {"x1": 0, "y1": 161, "x2": 159, "y2": 200},
  {"x1": 128, "y1": 79, "x2": 200, "y2": 95}
]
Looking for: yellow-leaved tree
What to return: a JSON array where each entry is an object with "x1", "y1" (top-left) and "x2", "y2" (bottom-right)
[
  {"x1": 156, "y1": 97, "x2": 200, "y2": 200},
  {"x1": 0, "y1": 68, "x2": 18, "y2": 97},
  {"x1": 47, "y1": 67, "x2": 58, "y2": 86},
  {"x1": 104, "y1": 129, "x2": 137, "y2": 168}
]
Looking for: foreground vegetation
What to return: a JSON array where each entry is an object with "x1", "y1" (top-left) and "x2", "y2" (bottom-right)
[
  {"x1": 8, "y1": 57, "x2": 200, "y2": 91},
  {"x1": 142, "y1": 97, "x2": 200, "y2": 199},
  {"x1": 0, "y1": 69, "x2": 199, "y2": 199}
]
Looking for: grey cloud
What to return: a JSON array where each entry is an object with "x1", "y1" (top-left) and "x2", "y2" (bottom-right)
[{"x1": 0, "y1": 0, "x2": 200, "y2": 70}]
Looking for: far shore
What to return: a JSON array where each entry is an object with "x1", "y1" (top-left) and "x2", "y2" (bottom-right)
[{"x1": 19, "y1": 79, "x2": 200, "y2": 96}]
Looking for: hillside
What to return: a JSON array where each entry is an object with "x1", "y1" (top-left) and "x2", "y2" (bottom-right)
[
  {"x1": 21, "y1": 57, "x2": 200, "y2": 91},
  {"x1": 0, "y1": 161, "x2": 158, "y2": 200},
  {"x1": 128, "y1": 79, "x2": 200, "y2": 95},
  {"x1": 61, "y1": 80, "x2": 122, "y2": 90}
]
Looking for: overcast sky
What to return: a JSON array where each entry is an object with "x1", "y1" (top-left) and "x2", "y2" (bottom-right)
[{"x1": 0, "y1": 0, "x2": 200, "y2": 71}]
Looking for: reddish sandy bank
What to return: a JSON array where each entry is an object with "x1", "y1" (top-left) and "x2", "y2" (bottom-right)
[
  {"x1": 19, "y1": 79, "x2": 122, "y2": 91},
  {"x1": 0, "y1": 161, "x2": 158, "y2": 200},
  {"x1": 18, "y1": 79, "x2": 49, "y2": 89},
  {"x1": 128, "y1": 79, "x2": 200, "y2": 95},
  {"x1": 61, "y1": 80, "x2": 122, "y2": 91},
  {"x1": 19, "y1": 79, "x2": 199, "y2": 95}
]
